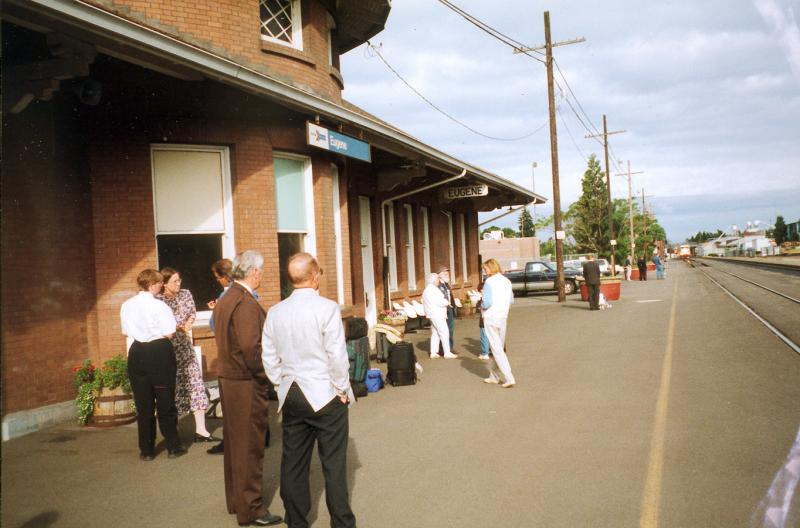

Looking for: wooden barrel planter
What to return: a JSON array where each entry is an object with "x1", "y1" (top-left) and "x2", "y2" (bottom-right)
[
  {"x1": 579, "y1": 278, "x2": 622, "y2": 301},
  {"x1": 88, "y1": 386, "x2": 136, "y2": 428}
]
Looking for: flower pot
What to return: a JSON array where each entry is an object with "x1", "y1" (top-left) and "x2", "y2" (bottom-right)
[
  {"x1": 88, "y1": 386, "x2": 136, "y2": 428},
  {"x1": 579, "y1": 278, "x2": 622, "y2": 302}
]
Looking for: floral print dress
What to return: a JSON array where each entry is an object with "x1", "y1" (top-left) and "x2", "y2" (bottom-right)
[{"x1": 158, "y1": 289, "x2": 209, "y2": 414}]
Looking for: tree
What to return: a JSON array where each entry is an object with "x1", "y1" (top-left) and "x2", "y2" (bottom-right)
[
  {"x1": 502, "y1": 227, "x2": 518, "y2": 238},
  {"x1": 774, "y1": 215, "x2": 787, "y2": 246},
  {"x1": 518, "y1": 207, "x2": 535, "y2": 237},
  {"x1": 568, "y1": 154, "x2": 609, "y2": 256}
]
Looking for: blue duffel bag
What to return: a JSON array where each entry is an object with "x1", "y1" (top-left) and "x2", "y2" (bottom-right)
[{"x1": 365, "y1": 368, "x2": 384, "y2": 393}]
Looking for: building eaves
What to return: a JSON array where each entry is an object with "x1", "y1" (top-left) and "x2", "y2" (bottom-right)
[{"x1": 8, "y1": 0, "x2": 546, "y2": 207}]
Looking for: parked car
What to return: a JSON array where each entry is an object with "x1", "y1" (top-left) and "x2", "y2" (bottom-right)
[
  {"x1": 504, "y1": 260, "x2": 581, "y2": 295},
  {"x1": 596, "y1": 258, "x2": 610, "y2": 275}
]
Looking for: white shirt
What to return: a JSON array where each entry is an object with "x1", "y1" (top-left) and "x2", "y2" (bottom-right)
[
  {"x1": 482, "y1": 273, "x2": 514, "y2": 321},
  {"x1": 120, "y1": 291, "x2": 176, "y2": 343},
  {"x1": 422, "y1": 283, "x2": 449, "y2": 320},
  {"x1": 261, "y1": 288, "x2": 354, "y2": 412}
]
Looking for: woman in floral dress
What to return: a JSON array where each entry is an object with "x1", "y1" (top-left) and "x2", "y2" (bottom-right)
[{"x1": 158, "y1": 267, "x2": 218, "y2": 443}]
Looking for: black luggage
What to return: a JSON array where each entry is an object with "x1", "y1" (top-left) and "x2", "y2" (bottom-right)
[
  {"x1": 386, "y1": 341, "x2": 417, "y2": 386},
  {"x1": 352, "y1": 381, "x2": 368, "y2": 398},
  {"x1": 375, "y1": 331, "x2": 391, "y2": 363},
  {"x1": 347, "y1": 336, "x2": 370, "y2": 383},
  {"x1": 345, "y1": 317, "x2": 369, "y2": 340}
]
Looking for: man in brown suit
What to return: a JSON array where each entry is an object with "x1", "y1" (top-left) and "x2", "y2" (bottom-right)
[{"x1": 213, "y1": 250, "x2": 282, "y2": 527}]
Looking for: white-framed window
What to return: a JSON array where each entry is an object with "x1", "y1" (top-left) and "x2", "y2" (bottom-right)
[
  {"x1": 260, "y1": 0, "x2": 303, "y2": 50},
  {"x1": 331, "y1": 163, "x2": 344, "y2": 305},
  {"x1": 459, "y1": 213, "x2": 469, "y2": 282},
  {"x1": 384, "y1": 202, "x2": 398, "y2": 292},
  {"x1": 404, "y1": 204, "x2": 416, "y2": 291},
  {"x1": 326, "y1": 12, "x2": 338, "y2": 68},
  {"x1": 445, "y1": 211, "x2": 456, "y2": 284},
  {"x1": 421, "y1": 206, "x2": 431, "y2": 278},
  {"x1": 151, "y1": 145, "x2": 235, "y2": 319},
  {"x1": 274, "y1": 152, "x2": 315, "y2": 299}
]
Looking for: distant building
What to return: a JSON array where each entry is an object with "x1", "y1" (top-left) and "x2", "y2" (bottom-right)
[
  {"x1": 786, "y1": 220, "x2": 800, "y2": 241},
  {"x1": 479, "y1": 234, "x2": 541, "y2": 271}
]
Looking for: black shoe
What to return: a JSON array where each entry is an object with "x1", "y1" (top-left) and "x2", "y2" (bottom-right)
[
  {"x1": 139, "y1": 453, "x2": 155, "y2": 461},
  {"x1": 207, "y1": 441, "x2": 224, "y2": 455},
  {"x1": 194, "y1": 433, "x2": 221, "y2": 443},
  {"x1": 248, "y1": 512, "x2": 283, "y2": 526},
  {"x1": 167, "y1": 446, "x2": 187, "y2": 459}
]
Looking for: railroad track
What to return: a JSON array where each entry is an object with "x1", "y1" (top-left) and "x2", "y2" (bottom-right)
[
  {"x1": 698, "y1": 257, "x2": 800, "y2": 275},
  {"x1": 687, "y1": 258, "x2": 800, "y2": 355}
]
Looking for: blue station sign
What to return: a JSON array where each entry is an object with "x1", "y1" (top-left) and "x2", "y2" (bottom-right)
[{"x1": 306, "y1": 122, "x2": 371, "y2": 162}]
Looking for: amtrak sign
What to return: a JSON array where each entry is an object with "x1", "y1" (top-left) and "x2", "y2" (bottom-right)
[
  {"x1": 440, "y1": 184, "x2": 489, "y2": 200},
  {"x1": 306, "y1": 122, "x2": 371, "y2": 162}
]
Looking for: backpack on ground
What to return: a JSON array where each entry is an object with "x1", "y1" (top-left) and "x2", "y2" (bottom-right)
[
  {"x1": 351, "y1": 381, "x2": 368, "y2": 398},
  {"x1": 365, "y1": 368, "x2": 384, "y2": 392},
  {"x1": 347, "y1": 336, "x2": 370, "y2": 383},
  {"x1": 345, "y1": 317, "x2": 369, "y2": 340},
  {"x1": 386, "y1": 341, "x2": 417, "y2": 386}
]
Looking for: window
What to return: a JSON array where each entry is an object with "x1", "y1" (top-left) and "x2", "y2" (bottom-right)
[
  {"x1": 274, "y1": 153, "x2": 315, "y2": 299},
  {"x1": 445, "y1": 211, "x2": 456, "y2": 284},
  {"x1": 331, "y1": 164, "x2": 344, "y2": 304},
  {"x1": 459, "y1": 213, "x2": 468, "y2": 282},
  {"x1": 151, "y1": 145, "x2": 234, "y2": 315},
  {"x1": 260, "y1": 0, "x2": 303, "y2": 49},
  {"x1": 404, "y1": 204, "x2": 416, "y2": 291},
  {"x1": 327, "y1": 13, "x2": 340, "y2": 69},
  {"x1": 384, "y1": 203, "x2": 398, "y2": 292},
  {"x1": 421, "y1": 206, "x2": 431, "y2": 278}
]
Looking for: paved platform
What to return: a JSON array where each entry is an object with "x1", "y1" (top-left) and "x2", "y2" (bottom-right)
[{"x1": 3, "y1": 261, "x2": 799, "y2": 527}]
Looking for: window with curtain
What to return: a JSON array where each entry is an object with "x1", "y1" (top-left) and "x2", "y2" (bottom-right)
[
  {"x1": 459, "y1": 213, "x2": 468, "y2": 282},
  {"x1": 274, "y1": 154, "x2": 314, "y2": 299},
  {"x1": 404, "y1": 204, "x2": 416, "y2": 291},
  {"x1": 385, "y1": 203, "x2": 398, "y2": 292}
]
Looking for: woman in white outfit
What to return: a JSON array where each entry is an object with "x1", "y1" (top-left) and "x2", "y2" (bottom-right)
[
  {"x1": 422, "y1": 273, "x2": 457, "y2": 359},
  {"x1": 480, "y1": 259, "x2": 515, "y2": 387}
]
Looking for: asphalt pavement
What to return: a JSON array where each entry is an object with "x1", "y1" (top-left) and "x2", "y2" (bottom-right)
[{"x1": 2, "y1": 260, "x2": 799, "y2": 528}]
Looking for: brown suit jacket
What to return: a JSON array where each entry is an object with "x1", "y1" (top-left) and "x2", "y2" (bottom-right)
[
  {"x1": 213, "y1": 282, "x2": 267, "y2": 381},
  {"x1": 582, "y1": 260, "x2": 602, "y2": 286}
]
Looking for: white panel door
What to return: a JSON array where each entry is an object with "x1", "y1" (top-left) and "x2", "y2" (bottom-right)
[{"x1": 359, "y1": 196, "x2": 377, "y2": 326}]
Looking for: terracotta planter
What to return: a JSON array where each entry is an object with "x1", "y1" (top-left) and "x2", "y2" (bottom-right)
[
  {"x1": 88, "y1": 386, "x2": 136, "y2": 428},
  {"x1": 579, "y1": 278, "x2": 622, "y2": 302}
]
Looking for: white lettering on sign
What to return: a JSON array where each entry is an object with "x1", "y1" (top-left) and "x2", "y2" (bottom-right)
[
  {"x1": 330, "y1": 137, "x2": 348, "y2": 150},
  {"x1": 440, "y1": 184, "x2": 489, "y2": 200}
]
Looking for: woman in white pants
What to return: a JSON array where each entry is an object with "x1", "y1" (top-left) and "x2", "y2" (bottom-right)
[
  {"x1": 480, "y1": 259, "x2": 515, "y2": 388},
  {"x1": 422, "y1": 273, "x2": 457, "y2": 359}
]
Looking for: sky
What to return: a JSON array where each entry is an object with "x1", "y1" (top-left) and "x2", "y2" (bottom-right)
[{"x1": 340, "y1": 0, "x2": 800, "y2": 243}]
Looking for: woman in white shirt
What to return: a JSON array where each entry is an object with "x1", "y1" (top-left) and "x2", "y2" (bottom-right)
[
  {"x1": 422, "y1": 273, "x2": 457, "y2": 359},
  {"x1": 480, "y1": 259, "x2": 515, "y2": 388}
]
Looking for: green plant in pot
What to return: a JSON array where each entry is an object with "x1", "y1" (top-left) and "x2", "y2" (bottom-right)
[{"x1": 72, "y1": 355, "x2": 133, "y2": 425}]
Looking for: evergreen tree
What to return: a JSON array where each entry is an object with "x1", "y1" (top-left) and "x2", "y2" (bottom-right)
[
  {"x1": 774, "y1": 215, "x2": 787, "y2": 245},
  {"x1": 518, "y1": 207, "x2": 535, "y2": 237},
  {"x1": 569, "y1": 154, "x2": 609, "y2": 256}
]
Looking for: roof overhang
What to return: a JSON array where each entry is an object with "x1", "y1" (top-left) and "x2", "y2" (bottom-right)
[
  {"x1": 3, "y1": 0, "x2": 547, "y2": 209},
  {"x1": 335, "y1": 0, "x2": 392, "y2": 54}
]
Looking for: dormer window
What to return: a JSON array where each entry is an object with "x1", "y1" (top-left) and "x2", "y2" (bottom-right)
[{"x1": 260, "y1": 0, "x2": 303, "y2": 50}]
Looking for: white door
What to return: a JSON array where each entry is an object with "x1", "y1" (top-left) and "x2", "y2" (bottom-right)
[{"x1": 359, "y1": 196, "x2": 377, "y2": 326}]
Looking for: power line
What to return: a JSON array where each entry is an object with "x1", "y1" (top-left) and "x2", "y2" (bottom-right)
[
  {"x1": 436, "y1": 0, "x2": 546, "y2": 64},
  {"x1": 366, "y1": 42, "x2": 548, "y2": 141},
  {"x1": 553, "y1": 58, "x2": 601, "y2": 136},
  {"x1": 556, "y1": 106, "x2": 589, "y2": 162}
]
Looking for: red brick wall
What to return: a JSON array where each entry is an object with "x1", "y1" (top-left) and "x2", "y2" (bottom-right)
[
  {"x1": 86, "y1": 0, "x2": 343, "y2": 101},
  {"x1": 1, "y1": 97, "x2": 98, "y2": 414}
]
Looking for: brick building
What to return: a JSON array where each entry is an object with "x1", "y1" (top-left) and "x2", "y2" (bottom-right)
[{"x1": 1, "y1": 0, "x2": 545, "y2": 438}]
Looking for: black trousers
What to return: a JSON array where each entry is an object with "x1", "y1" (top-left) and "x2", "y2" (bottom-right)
[
  {"x1": 281, "y1": 384, "x2": 355, "y2": 528},
  {"x1": 587, "y1": 284, "x2": 600, "y2": 310},
  {"x1": 127, "y1": 338, "x2": 180, "y2": 455},
  {"x1": 639, "y1": 268, "x2": 647, "y2": 281}
]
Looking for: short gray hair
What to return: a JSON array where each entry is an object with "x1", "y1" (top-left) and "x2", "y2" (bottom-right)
[{"x1": 231, "y1": 250, "x2": 264, "y2": 280}]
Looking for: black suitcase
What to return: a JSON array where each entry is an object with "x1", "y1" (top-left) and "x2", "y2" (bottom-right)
[
  {"x1": 387, "y1": 341, "x2": 417, "y2": 386},
  {"x1": 345, "y1": 317, "x2": 369, "y2": 340}
]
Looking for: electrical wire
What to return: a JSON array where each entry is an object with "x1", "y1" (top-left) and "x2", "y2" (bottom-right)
[
  {"x1": 366, "y1": 42, "x2": 548, "y2": 141},
  {"x1": 556, "y1": 106, "x2": 589, "y2": 163},
  {"x1": 437, "y1": 0, "x2": 546, "y2": 64}
]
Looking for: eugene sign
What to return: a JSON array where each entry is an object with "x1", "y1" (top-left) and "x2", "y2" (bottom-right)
[
  {"x1": 440, "y1": 184, "x2": 489, "y2": 200},
  {"x1": 307, "y1": 122, "x2": 371, "y2": 162}
]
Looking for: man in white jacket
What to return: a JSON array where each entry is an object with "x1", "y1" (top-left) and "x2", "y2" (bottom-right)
[
  {"x1": 261, "y1": 253, "x2": 356, "y2": 528},
  {"x1": 423, "y1": 273, "x2": 458, "y2": 359}
]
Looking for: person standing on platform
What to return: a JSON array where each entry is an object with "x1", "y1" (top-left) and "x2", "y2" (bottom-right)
[
  {"x1": 437, "y1": 266, "x2": 456, "y2": 351},
  {"x1": 653, "y1": 251, "x2": 664, "y2": 280},
  {"x1": 582, "y1": 255, "x2": 602, "y2": 311},
  {"x1": 213, "y1": 251, "x2": 282, "y2": 527},
  {"x1": 480, "y1": 259, "x2": 516, "y2": 388},
  {"x1": 637, "y1": 255, "x2": 648, "y2": 281},
  {"x1": 261, "y1": 253, "x2": 356, "y2": 528},
  {"x1": 120, "y1": 269, "x2": 186, "y2": 461},
  {"x1": 207, "y1": 258, "x2": 233, "y2": 456},
  {"x1": 624, "y1": 255, "x2": 633, "y2": 281},
  {"x1": 423, "y1": 273, "x2": 457, "y2": 359}
]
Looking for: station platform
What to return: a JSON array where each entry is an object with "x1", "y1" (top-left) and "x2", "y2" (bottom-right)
[{"x1": 3, "y1": 260, "x2": 799, "y2": 527}]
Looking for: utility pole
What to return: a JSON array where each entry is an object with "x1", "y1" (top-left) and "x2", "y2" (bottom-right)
[
  {"x1": 586, "y1": 116, "x2": 625, "y2": 276},
  {"x1": 615, "y1": 161, "x2": 644, "y2": 264},
  {"x1": 542, "y1": 11, "x2": 584, "y2": 302}
]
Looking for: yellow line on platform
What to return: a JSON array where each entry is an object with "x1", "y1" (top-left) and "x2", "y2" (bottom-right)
[{"x1": 639, "y1": 279, "x2": 679, "y2": 528}]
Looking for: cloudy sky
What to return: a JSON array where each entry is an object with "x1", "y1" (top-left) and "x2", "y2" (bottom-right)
[{"x1": 340, "y1": 0, "x2": 800, "y2": 242}]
